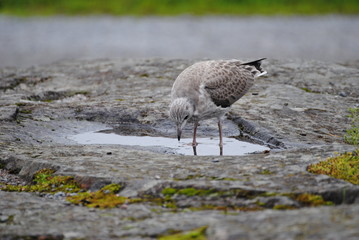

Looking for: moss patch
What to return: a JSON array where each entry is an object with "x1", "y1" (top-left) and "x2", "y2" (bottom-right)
[
  {"x1": 307, "y1": 149, "x2": 359, "y2": 185},
  {"x1": 160, "y1": 186, "x2": 335, "y2": 211},
  {"x1": 19, "y1": 109, "x2": 32, "y2": 114},
  {"x1": 190, "y1": 205, "x2": 264, "y2": 212},
  {"x1": 158, "y1": 226, "x2": 207, "y2": 240},
  {"x1": 174, "y1": 174, "x2": 238, "y2": 181},
  {"x1": 295, "y1": 193, "x2": 333, "y2": 207},
  {"x1": 66, "y1": 184, "x2": 128, "y2": 209},
  {"x1": 177, "y1": 188, "x2": 216, "y2": 197},
  {"x1": 0, "y1": 168, "x2": 338, "y2": 211},
  {"x1": 0, "y1": 169, "x2": 129, "y2": 209},
  {"x1": 259, "y1": 169, "x2": 274, "y2": 175},
  {"x1": 272, "y1": 205, "x2": 297, "y2": 210},
  {"x1": 101, "y1": 183, "x2": 122, "y2": 193},
  {"x1": 162, "y1": 187, "x2": 259, "y2": 199},
  {"x1": 1, "y1": 168, "x2": 81, "y2": 193},
  {"x1": 162, "y1": 187, "x2": 178, "y2": 196},
  {"x1": 344, "y1": 107, "x2": 359, "y2": 145},
  {"x1": 301, "y1": 87, "x2": 313, "y2": 93},
  {"x1": 159, "y1": 187, "x2": 265, "y2": 212}
]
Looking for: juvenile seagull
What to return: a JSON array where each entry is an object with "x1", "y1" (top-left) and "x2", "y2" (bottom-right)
[{"x1": 169, "y1": 58, "x2": 267, "y2": 155}]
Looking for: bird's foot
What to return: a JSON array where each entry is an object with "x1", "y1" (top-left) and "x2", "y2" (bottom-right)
[
  {"x1": 219, "y1": 144, "x2": 223, "y2": 156},
  {"x1": 192, "y1": 146, "x2": 197, "y2": 156}
]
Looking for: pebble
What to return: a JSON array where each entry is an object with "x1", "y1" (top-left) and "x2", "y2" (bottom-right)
[
  {"x1": 67, "y1": 193, "x2": 79, "y2": 197},
  {"x1": 338, "y1": 92, "x2": 347, "y2": 97},
  {"x1": 0, "y1": 169, "x2": 27, "y2": 186},
  {"x1": 44, "y1": 193, "x2": 54, "y2": 199},
  {"x1": 0, "y1": 216, "x2": 10, "y2": 223},
  {"x1": 54, "y1": 192, "x2": 66, "y2": 199}
]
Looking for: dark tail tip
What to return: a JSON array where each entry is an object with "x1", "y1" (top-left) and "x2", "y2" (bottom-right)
[{"x1": 241, "y1": 58, "x2": 266, "y2": 72}]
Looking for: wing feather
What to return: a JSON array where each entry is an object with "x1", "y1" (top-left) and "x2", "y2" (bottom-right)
[{"x1": 203, "y1": 61, "x2": 255, "y2": 108}]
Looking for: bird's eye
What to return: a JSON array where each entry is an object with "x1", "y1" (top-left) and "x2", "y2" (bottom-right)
[{"x1": 184, "y1": 115, "x2": 189, "y2": 120}]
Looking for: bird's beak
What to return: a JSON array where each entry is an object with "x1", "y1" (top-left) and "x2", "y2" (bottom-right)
[{"x1": 177, "y1": 125, "x2": 182, "y2": 141}]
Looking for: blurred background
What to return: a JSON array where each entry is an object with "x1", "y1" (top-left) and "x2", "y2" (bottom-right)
[{"x1": 0, "y1": 0, "x2": 358, "y2": 68}]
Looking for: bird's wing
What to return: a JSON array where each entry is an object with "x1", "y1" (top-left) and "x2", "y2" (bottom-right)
[{"x1": 203, "y1": 61, "x2": 255, "y2": 108}]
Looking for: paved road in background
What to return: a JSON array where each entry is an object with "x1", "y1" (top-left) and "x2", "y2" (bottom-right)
[{"x1": 0, "y1": 15, "x2": 358, "y2": 68}]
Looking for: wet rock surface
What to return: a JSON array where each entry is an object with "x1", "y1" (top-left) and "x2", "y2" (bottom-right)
[{"x1": 0, "y1": 58, "x2": 358, "y2": 239}]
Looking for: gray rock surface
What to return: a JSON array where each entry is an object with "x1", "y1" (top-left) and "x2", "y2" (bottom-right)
[{"x1": 0, "y1": 58, "x2": 358, "y2": 239}]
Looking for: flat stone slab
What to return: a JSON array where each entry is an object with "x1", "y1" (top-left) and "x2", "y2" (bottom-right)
[
  {"x1": 1, "y1": 191, "x2": 358, "y2": 240},
  {"x1": 0, "y1": 58, "x2": 358, "y2": 239}
]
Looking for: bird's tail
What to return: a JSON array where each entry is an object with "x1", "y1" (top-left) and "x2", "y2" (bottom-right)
[{"x1": 241, "y1": 58, "x2": 267, "y2": 77}]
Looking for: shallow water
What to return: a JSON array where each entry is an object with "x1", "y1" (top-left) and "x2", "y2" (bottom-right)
[{"x1": 68, "y1": 129, "x2": 269, "y2": 156}]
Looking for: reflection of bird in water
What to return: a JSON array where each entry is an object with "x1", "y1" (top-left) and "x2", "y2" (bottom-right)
[{"x1": 169, "y1": 58, "x2": 267, "y2": 155}]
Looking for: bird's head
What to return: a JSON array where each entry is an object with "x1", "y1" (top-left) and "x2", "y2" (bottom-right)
[{"x1": 169, "y1": 98, "x2": 194, "y2": 141}]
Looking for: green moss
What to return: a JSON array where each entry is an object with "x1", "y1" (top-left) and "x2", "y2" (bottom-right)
[
  {"x1": 177, "y1": 188, "x2": 215, "y2": 197},
  {"x1": 15, "y1": 102, "x2": 27, "y2": 107},
  {"x1": 101, "y1": 183, "x2": 122, "y2": 193},
  {"x1": 301, "y1": 87, "x2": 312, "y2": 93},
  {"x1": 19, "y1": 109, "x2": 32, "y2": 114},
  {"x1": 344, "y1": 107, "x2": 359, "y2": 145},
  {"x1": 162, "y1": 187, "x2": 178, "y2": 196},
  {"x1": 295, "y1": 193, "x2": 333, "y2": 207},
  {"x1": 33, "y1": 168, "x2": 56, "y2": 182},
  {"x1": 158, "y1": 187, "x2": 270, "y2": 212},
  {"x1": 162, "y1": 187, "x2": 220, "y2": 197},
  {"x1": 190, "y1": 205, "x2": 263, "y2": 212},
  {"x1": 307, "y1": 149, "x2": 359, "y2": 185},
  {"x1": 0, "y1": 168, "x2": 338, "y2": 211},
  {"x1": 66, "y1": 183, "x2": 127, "y2": 208},
  {"x1": 219, "y1": 177, "x2": 238, "y2": 181},
  {"x1": 139, "y1": 73, "x2": 149, "y2": 77},
  {"x1": 1, "y1": 168, "x2": 81, "y2": 193},
  {"x1": 345, "y1": 128, "x2": 359, "y2": 145},
  {"x1": 67, "y1": 190, "x2": 127, "y2": 209},
  {"x1": 162, "y1": 187, "x2": 262, "y2": 200},
  {"x1": 259, "y1": 169, "x2": 274, "y2": 175},
  {"x1": 158, "y1": 226, "x2": 207, "y2": 240},
  {"x1": 163, "y1": 202, "x2": 177, "y2": 209},
  {"x1": 257, "y1": 192, "x2": 333, "y2": 208},
  {"x1": 0, "y1": 215, "x2": 15, "y2": 225},
  {"x1": 1, "y1": 169, "x2": 127, "y2": 209},
  {"x1": 175, "y1": 174, "x2": 239, "y2": 181},
  {"x1": 273, "y1": 205, "x2": 296, "y2": 210}
]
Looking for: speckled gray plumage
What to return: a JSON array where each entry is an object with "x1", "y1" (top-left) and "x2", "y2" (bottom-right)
[
  {"x1": 169, "y1": 58, "x2": 266, "y2": 153},
  {"x1": 171, "y1": 59, "x2": 266, "y2": 120}
]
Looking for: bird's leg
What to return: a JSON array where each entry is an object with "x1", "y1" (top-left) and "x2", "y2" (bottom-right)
[
  {"x1": 192, "y1": 122, "x2": 198, "y2": 146},
  {"x1": 192, "y1": 121, "x2": 198, "y2": 156},
  {"x1": 218, "y1": 120, "x2": 223, "y2": 156}
]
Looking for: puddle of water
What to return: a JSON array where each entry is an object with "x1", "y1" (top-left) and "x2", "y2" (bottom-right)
[{"x1": 68, "y1": 130, "x2": 269, "y2": 156}]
